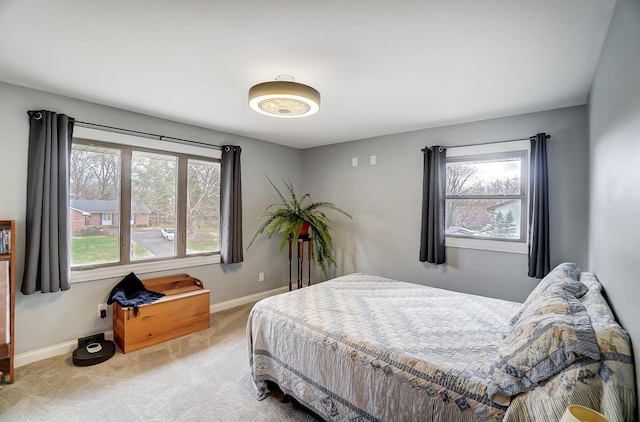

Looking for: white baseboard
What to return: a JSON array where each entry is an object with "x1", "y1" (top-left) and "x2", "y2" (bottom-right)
[
  {"x1": 15, "y1": 330, "x2": 114, "y2": 368},
  {"x1": 15, "y1": 286, "x2": 288, "y2": 368},
  {"x1": 209, "y1": 285, "x2": 288, "y2": 313}
]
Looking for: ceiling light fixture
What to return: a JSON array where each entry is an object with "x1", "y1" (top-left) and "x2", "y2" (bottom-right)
[{"x1": 249, "y1": 77, "x2": 320, "y2": 118}]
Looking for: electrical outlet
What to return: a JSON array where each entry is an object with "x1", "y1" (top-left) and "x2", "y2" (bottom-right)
[
  {"x1": 370, "y1": 155, "x2": 376, "y2": 165},
  {"x1": 352, "y1": 157, "x2": 358, "y2": 167},
  {"x1": 258, "y1": 272, "x2": 264, "y2": 282},
  {"x1": 98, "y1": 303, "x2": 108, "y2": 319}
]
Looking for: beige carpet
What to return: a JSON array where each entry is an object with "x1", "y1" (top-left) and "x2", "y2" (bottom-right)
[{"x1": 0, "y1": 303, "x2": 319, "y2": 421}]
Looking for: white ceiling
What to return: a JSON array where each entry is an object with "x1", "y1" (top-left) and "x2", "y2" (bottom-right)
[{"x1": 0, "y1": 0, "x2": 617, "y2": 149}]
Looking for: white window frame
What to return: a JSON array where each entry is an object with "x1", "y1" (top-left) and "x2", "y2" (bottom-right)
[
  {"x1": 70, "y1": 126, "x2": 222, "y2": 283},
  {"x1": 101, "y1": 213, "x2": 113, "y2": 226},
  {"x1": 445, "y1": 140, "x2": 530, "y2": 254}
]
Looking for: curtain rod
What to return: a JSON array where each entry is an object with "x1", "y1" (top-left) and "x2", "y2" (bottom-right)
[
  {"x1": 421, "y1": 134, "x2": 550, "y2": 152},
  {"x1": 75, "y1": 120, "x2": 223, "y2": 150},
  {"x1": 27, "y1": 111, "x2": 222, "y2": 150}
]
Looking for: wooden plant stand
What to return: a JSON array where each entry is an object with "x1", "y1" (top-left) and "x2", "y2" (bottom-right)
[{"x1": 288, "y1": 235, "x2": 311, "y2": 291}]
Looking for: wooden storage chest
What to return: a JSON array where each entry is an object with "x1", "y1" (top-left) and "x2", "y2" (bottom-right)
[{"x1": 113, "y1": 274, "x2": 210, "y2": 353}]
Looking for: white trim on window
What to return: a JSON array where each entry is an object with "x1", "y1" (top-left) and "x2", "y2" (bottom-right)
[
  {"x1": 70, "y1": 254, "x2": 220, "y2": 284},
  {"x1": 73, "y1": 126, "x2": 221, "y2": 160},
  {"x1": 447, "y1": 139, "x2": 530, "y2": 157},
  {"x1": 445, "y1": 237, "x2": 528, "y2": 254},
  {"x1": 101, "y1": 213, "x2": 113, "y2": 225},
  {"x1": 445, "y1": 139, "x2": 530, "y2": 254}
]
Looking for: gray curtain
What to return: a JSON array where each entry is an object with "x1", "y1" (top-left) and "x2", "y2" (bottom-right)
[
  {"x1": 220, "y1": 145, "x2": 243, "y2": 264},
  {"x1": 22, "y1": 110, "x2": 74, "y2": 294},
  {"x1": 419, "y1": 146, "x2": 447, "y2": 264},
  {"x1": 528, "y1": 133, "x2": 550, "y2": 278}
]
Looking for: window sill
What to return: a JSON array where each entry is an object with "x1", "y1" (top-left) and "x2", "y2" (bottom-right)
[
  {"x1": 70, "y1": 254, "x2": 221, "y2": 284},
  {"x1": 445, "y1": 237, "x2": 527, "y2": 254}
]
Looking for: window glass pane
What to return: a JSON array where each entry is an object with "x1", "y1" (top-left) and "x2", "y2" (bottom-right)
[
  {"x1": 446, "y1": 198, "x2": 522, "y2": 240},
  {"x1": 131, "y1": 151, "x2": 177, "y2": 261},
  {"x1": 70, "y1": 144, "x2": 121, "y2": 266},
  {"x1": 187, "y1": 159, "x2": 220, "y2": 254},
  {"x1": 447, "y1": 157, "x2": 521, "y2": 195}
]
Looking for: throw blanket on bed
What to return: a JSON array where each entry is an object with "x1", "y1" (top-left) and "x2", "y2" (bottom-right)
[{"x1": 247, "y1": 273, "x2": 521, "y2": 421}]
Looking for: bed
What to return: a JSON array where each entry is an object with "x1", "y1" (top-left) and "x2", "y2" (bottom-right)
[{"x1": 247, "y1": 265, "x2": 636, "y2": 421}]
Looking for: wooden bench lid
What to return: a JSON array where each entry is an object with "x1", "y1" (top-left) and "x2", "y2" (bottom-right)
[{"x1": 142, "y1": 274, "x2": 205, "y2": 296}]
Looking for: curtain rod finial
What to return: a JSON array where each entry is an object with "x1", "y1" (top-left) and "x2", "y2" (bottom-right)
[{"x1": 28, "y1": 111, "x2": 43, "y2": 120}]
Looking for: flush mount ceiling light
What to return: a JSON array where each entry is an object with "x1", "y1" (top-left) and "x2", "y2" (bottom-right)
[{"x1": 249, "y1": 79, "x2": 320, "y2": 118}]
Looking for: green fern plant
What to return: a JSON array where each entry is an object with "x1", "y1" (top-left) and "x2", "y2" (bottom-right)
[{"x1": 247, "y1": 176, "x2": 352, "y2": 277}]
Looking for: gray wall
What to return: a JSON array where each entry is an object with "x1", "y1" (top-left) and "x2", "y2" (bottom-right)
[
  {"x1": 588, "y1": 0, "x2": 640, "y2": 406},
  {"x1": 301, "y1": 106, "x2": 590, "y2": 303},
  {"x1": 0, "y1": 82, "x2": 301, "y2": 354}
]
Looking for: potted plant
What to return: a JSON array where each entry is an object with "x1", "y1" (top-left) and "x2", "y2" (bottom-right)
[{"x1": 248, "y1": 176, "x2": 352, "y2": 277}]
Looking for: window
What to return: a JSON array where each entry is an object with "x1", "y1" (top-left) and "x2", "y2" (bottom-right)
[
  {"x1": 70, "y1": 128, "x2": 221, "y2": 277},
  {"x1": 187, "y1": 159, "x2": 221, "y2": 254},
  {"x1": 445, "y1": 140, "x2": 529, "y2": 253},
  {"x1": 101, "y1": 213, "x2": 113, "y2": 225}
]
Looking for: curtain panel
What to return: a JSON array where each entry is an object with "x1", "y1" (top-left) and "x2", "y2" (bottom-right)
[
  {"x1": 528, "y1": 133, "x2": 550, "y2": 278},
  {"x1": 22, "y1": 110, "x2": 74, "y2": 294},
  {"x1": 419, "y1": 146, "x2": 447, "y2": 264},
  {"x1": 220, "y1": 145, "x2": 243, "y2": 264}
]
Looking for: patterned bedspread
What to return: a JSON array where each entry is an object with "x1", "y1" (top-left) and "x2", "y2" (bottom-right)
[{"x1": 247, "y1": 273, "x2": 522, "y2": 421}]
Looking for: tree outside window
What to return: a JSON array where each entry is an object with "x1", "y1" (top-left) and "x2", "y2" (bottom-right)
[
  {"x1": 70, "y1": 141, "x2": 220, "y2": 268},
  {"x1": 445, "y1": 151, "x2": 527, "y2": 242}
]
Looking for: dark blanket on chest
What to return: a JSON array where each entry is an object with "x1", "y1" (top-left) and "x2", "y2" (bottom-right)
[{"x1": 107, "y1": 272, "x2": 165, "y2": 316}]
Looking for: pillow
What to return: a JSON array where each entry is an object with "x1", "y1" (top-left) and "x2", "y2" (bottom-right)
[
  {"x1": 510, "y1": 263, "x2": 587, "y2": 324},
  {"x1": 578, "y1": 272, "x2": 602, "y2": 294},
  {"x1": 488, "y1": 283, "x2": 600, "y2": 401},
  {"x1": 555, "y1": 262, "x2": 582, "y2": 280},
  {"x1": 580, "y1": 274, "x2": 616, "y2": 328}
]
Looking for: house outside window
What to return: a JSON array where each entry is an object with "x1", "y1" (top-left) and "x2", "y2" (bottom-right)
[
  {"x1": 445, "y1": 140, "x2": 529, "y2": 254},
  {"x1": 69, "y1": 127, "x2": 221, "y2": 280}
]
